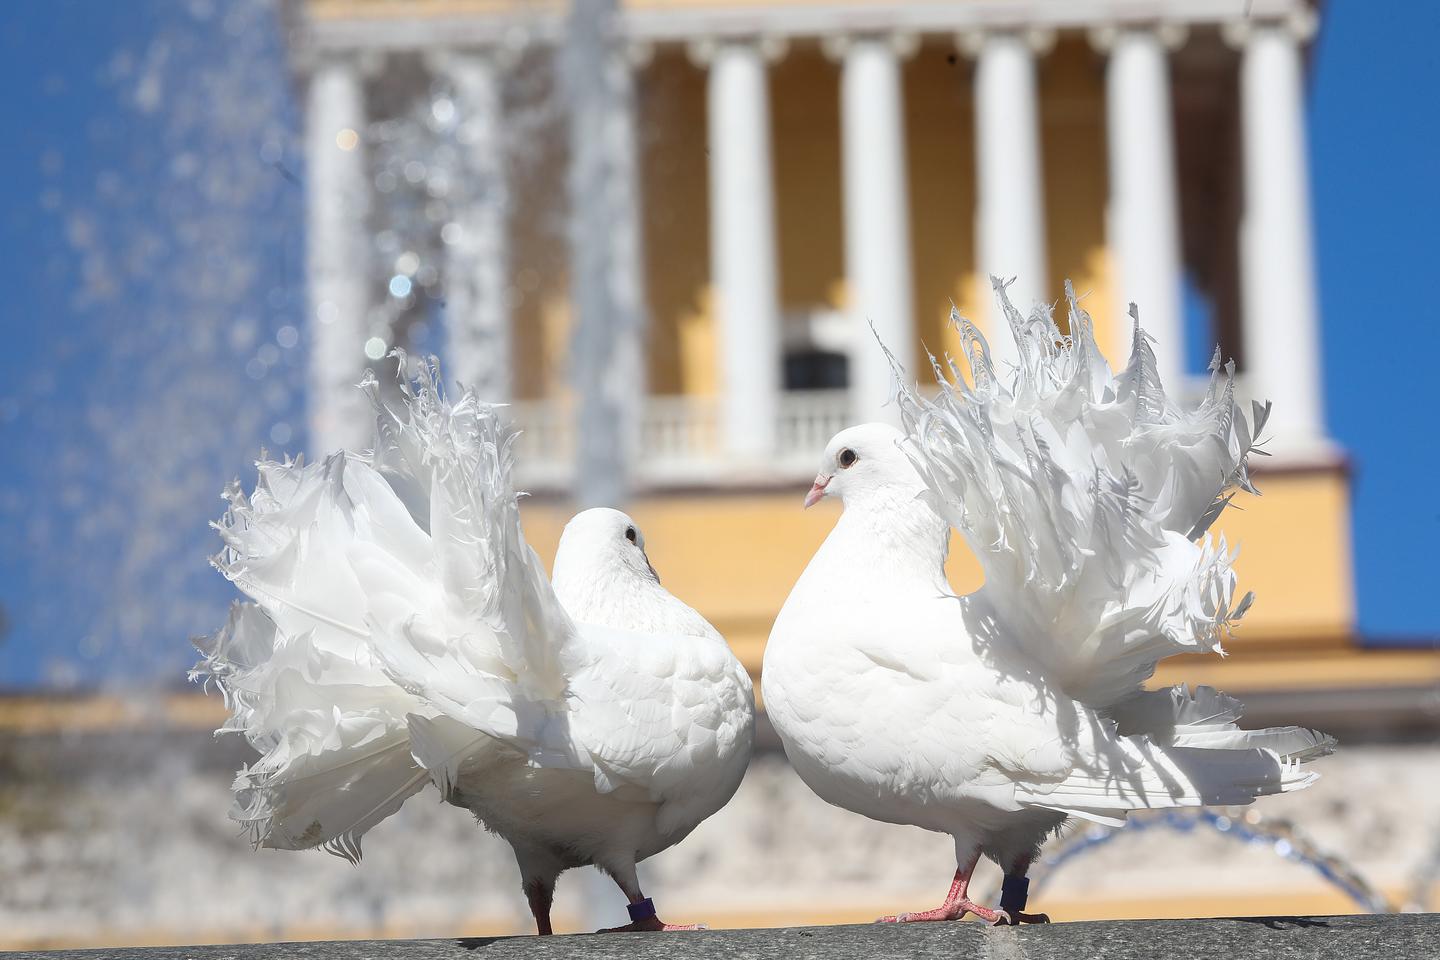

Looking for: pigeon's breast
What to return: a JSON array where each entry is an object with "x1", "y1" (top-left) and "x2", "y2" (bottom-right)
[{"x1": 765, "y1": 599, "x2": 1005, "y2": 834}]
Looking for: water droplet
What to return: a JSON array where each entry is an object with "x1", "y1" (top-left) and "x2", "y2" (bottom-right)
[
  {"x1": 395, "y1": 251, "x2": 420, "y2": 276},
  {"x1": 39, "y1": 149, "x2": 63, "y2": 177},
  {"x1": 336, "y1": 128, "x2": 359, "y2": 151},
  {"x1": 230, "y1": 316, "x2": 259, "y2": 350},
  {"x1": 364, "y1": 337, "x2": 388, "y2": 360},
  {"x1": 171, "y1": 152, "x2": 200, "y2": 178},
  {"x1": 276, "y1": 325, "x2": 299, "y2": 349},
  {"x1": 263, "y1": 382, "x2": 290, "y2": 412},
  {"x1": 388, "y1": 275, "x2": 413, "y2": 298},
  {"x1": 269, "y1": 422, "x2": 293, "y2": 445}
]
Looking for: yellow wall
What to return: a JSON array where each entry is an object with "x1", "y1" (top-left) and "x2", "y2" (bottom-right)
[
  {"x1": 640, "y1": 51, "x2": 715, "y2": 395},
  {"x1": 1206, "y1": 467, "x2": 1355, "y2": 646},
  {"x1": 1040, "y1": 37, "x2": 1120, "y2": 359},
  {"x1": 772, "y1": 45, "x2": 846, "y2": 316},
  {"x1": 520, "y1": 466, "x2": 1355, "y2": 685},
  {"x1": 904, "y1": 41, "x2": 980, "y2": 370}
]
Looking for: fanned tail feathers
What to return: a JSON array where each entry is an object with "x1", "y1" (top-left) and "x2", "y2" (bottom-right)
[
  {"x1": 194, "y1": 354, "x2": 580, "y2": 860},
  {"x1": 892, "y1": 278, "x2": 1270, "y2": 710},
  {"x1": 887, "y1": 278, "x2": 1332, "y2": 817}
]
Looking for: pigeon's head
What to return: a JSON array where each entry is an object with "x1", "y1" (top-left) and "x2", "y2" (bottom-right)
[
  {"x1": 805, "y1": 422, "x2": 921, "y2": 509},
  {"x1": 554, "y1": 506, "x2": 661, "y2": 586}
]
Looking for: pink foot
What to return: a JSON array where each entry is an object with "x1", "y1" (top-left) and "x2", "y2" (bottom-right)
[
  {"x1": 878, "y1": 899, "x2": 1008, "y2": 924},
  {"x1": 598, "y1": 916, "x2": 707, "y2": 933}
]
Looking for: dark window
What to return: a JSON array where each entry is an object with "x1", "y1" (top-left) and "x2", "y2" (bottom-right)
[{"x1": 784, "y1": 350, "x2": 849, "y2": 390}]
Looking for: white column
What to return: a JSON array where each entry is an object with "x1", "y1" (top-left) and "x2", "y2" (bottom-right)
[
  {"x1": 704, "y1": 39, "x2": 782, "y2": 460},
  {"x1": 1101, "y1": 27, "x2": 1185, "y2": 387},
  {"x1": 306, "y1": 55, "x2": 373, "y2": 456},
  {"x1": 839, "y1": 34, "x2": 916, "y2": 426},
  {"x1": 440, "y1": 50, "x2": 511, "y2": 402},
  {"x1": 970, "y1": 30, "x2": 1048, "y2": 370},
  {"x1": 1235, "y1": 17, "x2": 1327, "y2": 450}
]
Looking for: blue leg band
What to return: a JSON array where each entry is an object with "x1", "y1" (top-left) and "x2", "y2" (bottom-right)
[
  {"x1": 999, "y1": 874, "x2": 1030, "y2": 914},
  {"x1": 627, "y1": 897, "x2": 657, "y2": 923}
]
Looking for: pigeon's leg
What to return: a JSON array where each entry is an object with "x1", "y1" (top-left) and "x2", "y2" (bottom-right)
[
  {"x1": 512, "y1": 845, "x2": 562, "y2": 936},
  {"x1": 878, "y1": 847, "x2": 1006, "y2": 924},
  {"x1": 523, "y1": 877, "x2": 556, "y2": 936},
  {"x1": 596, "y1": 861, "x2": 707, "y2": 932},
  {"x1": 993, "y1": 855, "x2": 1049, "y2": 925}
]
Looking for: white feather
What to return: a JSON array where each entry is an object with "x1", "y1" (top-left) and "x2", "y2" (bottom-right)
[
  {"x1": 764, "y1": 279, "x2": 1332, "y2": 882},
  {"x1": 889, "y1": 279, "x2": 1270, "y2": 709},
  {"x1": 194, "y1": 355, "x2": 754, "y2": 910}
]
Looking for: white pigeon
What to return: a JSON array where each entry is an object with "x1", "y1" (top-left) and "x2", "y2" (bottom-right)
[
  {"x1": 194, "y1": 357, "x2": 755, "y2": 934},
  {"x1": 763, "y1": 279, "x2": 1333, "y2": 925}
]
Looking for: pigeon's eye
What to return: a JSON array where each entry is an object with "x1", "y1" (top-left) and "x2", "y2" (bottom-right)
[
  {"x1": 838, "y1": 448, "x2": 858, "y2": 469},
  {"x1": 624, "y1": 526, "x2": 638, "y2": 544}
]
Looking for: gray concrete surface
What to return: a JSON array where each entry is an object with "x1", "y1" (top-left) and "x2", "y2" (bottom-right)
[{"x1": 3, "y1": 915, "x2": 1437, "y2": 960}]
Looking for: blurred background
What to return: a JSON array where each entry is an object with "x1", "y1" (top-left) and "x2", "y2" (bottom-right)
[{"x1": 2, "y1": 0, "x2": 1438, "y2": 949}]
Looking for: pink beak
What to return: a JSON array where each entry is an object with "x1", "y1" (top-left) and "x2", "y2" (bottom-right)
[{"x1": 804, "y1": 474, "x2": 831, "y2": 509}]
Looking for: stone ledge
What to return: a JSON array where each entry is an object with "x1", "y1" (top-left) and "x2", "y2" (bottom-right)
[{"x1": 5, "y1": 915, "x2": 1437, "y2": 960}]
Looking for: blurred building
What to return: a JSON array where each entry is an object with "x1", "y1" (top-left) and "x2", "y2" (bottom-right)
[
  {"x1": 10, "y1": 0, "x2": 1432, "y2": 949},
  {"x1": 286, "y1": 0, "x2": 1437, "y2": 710}
]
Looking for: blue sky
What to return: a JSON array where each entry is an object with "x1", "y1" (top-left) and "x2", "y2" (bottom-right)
[
  {"x1": 0, "y1": 0, "x2": 1436, "y2": 688},
  {"x1": 1310, "y1": 0, "x2": 1440, "y2": 644}
]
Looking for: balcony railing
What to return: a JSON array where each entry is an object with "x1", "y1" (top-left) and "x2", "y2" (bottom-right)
[
  {"x1": 508, "y1": 389, "x2": 852, "y2": 490},
  {"x1": 504, "y1": 373, "x2": 1320, "y2": 492}
]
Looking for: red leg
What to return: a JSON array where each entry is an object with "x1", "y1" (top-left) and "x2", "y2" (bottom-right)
[
  {"x1": 878, "y1": 850, "x2": 1008, "y2": 925},
  {"x1": 523, "y1": 878, "x2": 555, "y2": 936}
]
